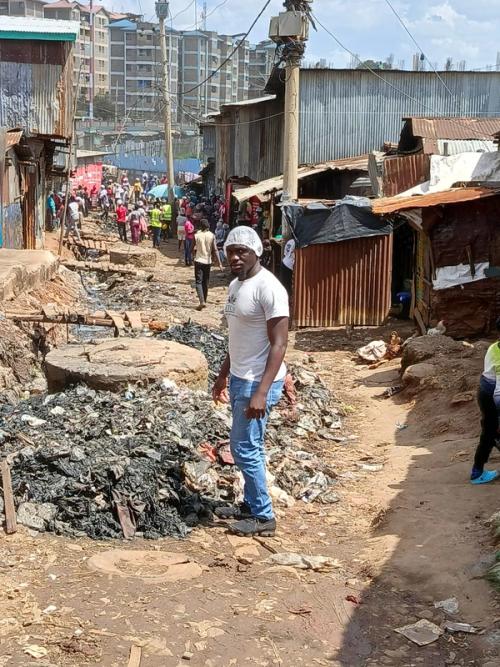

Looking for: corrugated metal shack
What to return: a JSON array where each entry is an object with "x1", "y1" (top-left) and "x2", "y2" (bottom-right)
[
  {"x1": 373, "y1": 187, "x2": 500, "y2": 337},
  {"x1": 0, "y1": 17, "x2": 78, "y2": 249},
  {"x1": 283, "y1": 202, "x2": 393, "y2": 328}
]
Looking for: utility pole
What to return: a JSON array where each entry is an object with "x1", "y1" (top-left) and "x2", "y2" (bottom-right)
[
  {"x1": 156, "y1": 1, "x2": 176, "y2": 204},
  {"x1": 89, "y1": 0, "x2": 95, "y2": 121},
  {"x1": 269, "y1": 1, "x2": 312, "y2": 206}
]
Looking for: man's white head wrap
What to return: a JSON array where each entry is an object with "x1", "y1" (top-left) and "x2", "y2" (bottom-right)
[{"x1": 224, "y1": 225, "x2": 263, "y2": 257}]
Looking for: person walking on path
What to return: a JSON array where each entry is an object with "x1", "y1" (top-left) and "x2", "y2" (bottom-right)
[
  {"x1": 177, "y1": 207, "x2": 187, "y2": 253},
  {"x1": 160, "y1": 200, "x2": 172, "y2": 240},
  {"x1": 471, "y1": 318, "x2": 500, "y2": 485},
  {"x1": 184, "y1": 216, "x2": 195, "y2": 266},
  {"x1": 128, "y1": 205, "x2": 141, "y2": 245},
  {"x1": 212, "y1": 226, "x2": 289, "y2": 537},
  {"x1": 116, "y1": 200, "x2": 128, "y2": 243},
  {"x1": 65, "y1": 196, "x2": 82, "y2": 242},
  {"x1": 150, "y1": 201, "x2": 162, "y2": 248},
  {"x1": 193, "y1": 219, "x2": 223, "y2": 310}
]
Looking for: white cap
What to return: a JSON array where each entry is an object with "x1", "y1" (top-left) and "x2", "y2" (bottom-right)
[{"x1": 224, "y1": 225, "x2": 263, "y2": 257}]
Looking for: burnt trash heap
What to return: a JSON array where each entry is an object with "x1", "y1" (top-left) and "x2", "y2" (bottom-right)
[{"x1": 0, "y1": 323, "x2": 345, "y2": 540}]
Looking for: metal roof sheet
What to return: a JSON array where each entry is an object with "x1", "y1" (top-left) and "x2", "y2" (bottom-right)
[
  {"x1": 76, "y1": 149, "x2": 110, "y2": 159},
  {"x1": 232, "y1": 155, "x2": 370, "y2": 202},
  {"x1": 406, "y1": 117, "x2": 500, "y2": 141},
  {"x1": 5, "y1": 129, "x2": 23, "y2": 150},
  {"x1": 372, "y1": 187, "x2": 500, "y2": 215},
  {"x1": 220, "y1": 95, "x2": 276, "y2": 111},
  {"x1": 0, "y1": 17, "x2": 79, "y2": 41}
]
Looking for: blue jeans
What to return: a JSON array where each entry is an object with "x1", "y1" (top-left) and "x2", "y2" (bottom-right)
[
  {"x1": 184, "y1": 238, "x2": 193, "y2": 265},
  {"x1": 229, "y1": 374, "x2": 284, "y2": 520}
]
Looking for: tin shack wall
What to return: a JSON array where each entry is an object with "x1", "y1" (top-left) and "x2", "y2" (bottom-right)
[
  {"x1": 422, "y1": 197, "x2": 500, "y2": 336},
  {"x1": 0, "y1": 40, "x2": 73, "y2": 139},
  {"x1": 293, "y1": 235, "x2": 393, "y2": 327},
  {"x1": 299, "y1": 69, "x2": 500, "y2": 163},
  {"x1": 215, "y1": 98, "x2": 283, "y2": 188},
  {"x1": 0, "y1": 147, "x2": 23, "y2": 249},
  {"x1": 382, "y1": 154, "x2": 430, "y2": 197}
]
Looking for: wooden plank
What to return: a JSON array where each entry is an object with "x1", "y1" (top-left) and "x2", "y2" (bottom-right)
[
  {"x1": 127, "y1": 645, "x2": 142, "y2": 667},
  {"x1": 106, "y1": 310, "x2": 126, "y2": 335},
  {"x1": 1, "y1": 461, "x2": 17, "y2": 534},
  {"x1": 42, "y1": 304, "x2": 59, "y2": 319},
  {"x1": 414, "y1": 307, "x2": 427, "y2": 335},
  {"x1": 125, "y1": 311, "x2": 143, "y2": 331}
]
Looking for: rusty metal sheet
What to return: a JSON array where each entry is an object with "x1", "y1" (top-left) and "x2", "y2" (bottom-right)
[
  {"x1": 373, "y1": 187, "x2": 500, "y2": 215},
  {"x1": 382, "y1": 154, "x2": 430, "y2": 197},
  {"x1": 0, "y1": 41, "x2": 73, "y2": 139},
  {"x1": 407, "y1": 117, "x2": 500, "y2": 141},
  {"x1": 293, "y1": 235, "x2": 393, "y2": 327}
]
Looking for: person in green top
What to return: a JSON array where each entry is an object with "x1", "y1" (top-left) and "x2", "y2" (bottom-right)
[
  {"x1": 149, "y1": 200, "x2": 162, "y2": 248},
  {"x1": 160, "y1": 200, "x2": 173, "y2": 241}
]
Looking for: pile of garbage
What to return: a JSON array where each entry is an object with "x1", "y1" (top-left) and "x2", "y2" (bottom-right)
[
  {"x1": 159, "y1": 322, "x2": 227, "y2": 382},
  {"x1": 0, "y1": 352, "x2": 345, "y2": 541}
]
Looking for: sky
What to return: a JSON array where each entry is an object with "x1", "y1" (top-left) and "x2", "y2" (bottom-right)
[{"x1": 112, "y1": 0, "x2": 499, "y2": 71}]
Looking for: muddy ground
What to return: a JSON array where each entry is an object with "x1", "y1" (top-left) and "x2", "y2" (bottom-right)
[{"x1": 0, "y1": 222, "x2": 499, "y2": 666}]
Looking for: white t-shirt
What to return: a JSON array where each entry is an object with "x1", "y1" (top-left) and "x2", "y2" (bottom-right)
[
  {"x1": 282, "y1": 239, "x2": 295, "y2": 270},
  {"x1": 68, "y1": 201, "x2": 80, "y2": 221},
  {"x1": 195, "y1": 230, "x2": 215, "y2": 265},
  {"x1": 224, "y1": 267, "x2": 289, "y2": 382}
]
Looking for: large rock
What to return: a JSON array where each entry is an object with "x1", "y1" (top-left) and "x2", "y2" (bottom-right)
[
  {"x1": 109, "y1": 245, "x2": 157, "y2": 268},
  {"x1": 402, "y1": 362, "x2": 437, "y2": 386},
  {"x1": 45, "y1": 338, "x2": 208, "y2": 392},
  {"x1": 401, "y1": 335, "x2": 472, "y2": 372}
]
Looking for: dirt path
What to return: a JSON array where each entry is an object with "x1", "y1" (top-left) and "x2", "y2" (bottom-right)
[{"x1": 1, "y1": 228, "x2": 499, "y2": 665}]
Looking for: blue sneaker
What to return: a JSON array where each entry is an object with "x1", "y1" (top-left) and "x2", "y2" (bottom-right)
[{"x1": 471, "y1": 470, "x2": 499, "y2": 485}]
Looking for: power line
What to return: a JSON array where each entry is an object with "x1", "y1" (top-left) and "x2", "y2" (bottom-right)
[
  {"x1": 382, "y1": 0, "x2": 454, "y2": 97},
  {"x1": 171, "y1": 0, "x2": 196, "y2": 22},
  {"x1": 182, "y1": 0, "x2": 272, "y2": 95}
]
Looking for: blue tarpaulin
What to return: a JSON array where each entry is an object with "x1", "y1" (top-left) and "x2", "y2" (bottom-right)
[{"x1": 103, "y1": 154, "x2": 201, "y2": 176}]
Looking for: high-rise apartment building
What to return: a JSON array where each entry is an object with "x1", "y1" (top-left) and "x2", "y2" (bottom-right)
[
  {"x1": 249, "y1": 39, "x2": 276, "y2": 97},
  {"x1": 109, "y1": 17, "x2": 179, "y2": 122},
  {"x1": 43, "y1": 1, "x2": 110, "y2": 111},
  {"x1": 178, "y1": 30, "x2": 250, "y2": 119},
  {"x1": 0, "y1": 0, "x2": 46, "y2": 16}
]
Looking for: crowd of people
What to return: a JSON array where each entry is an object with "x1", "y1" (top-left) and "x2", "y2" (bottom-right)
[{"x1": 47, "y1": 169, "x2": 294, "y2": 312}]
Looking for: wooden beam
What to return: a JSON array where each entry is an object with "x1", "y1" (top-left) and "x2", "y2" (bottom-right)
[
  {"x1": 127, "y1": 645, "x2": 142, "y2": 667},
  {"x1": 1, "y1": 461, "x2": 17, "y2": 534}
]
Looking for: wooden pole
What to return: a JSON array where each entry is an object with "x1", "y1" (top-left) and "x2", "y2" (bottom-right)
[{"x1": 1, "y1": 461, "x2": 17, "y2": 535}]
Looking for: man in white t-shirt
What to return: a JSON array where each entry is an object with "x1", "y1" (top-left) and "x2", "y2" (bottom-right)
[{"x1": 212, "y1": 226, "x2": 289, "y2": 537}]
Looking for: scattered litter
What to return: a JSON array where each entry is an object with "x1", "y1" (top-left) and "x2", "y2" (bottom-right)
[
  {"x1": 444, "y1": 621, "x2": 478, "y2": 634},
  {"x1": 49, "y1": 406, "x2": 66, "y2": 416},
  {"x1": 20, "y1": 414, "x2": 46, "y2": 427},
  {"x1": 42, "y1": 604, "x2": 57, "y2": 614},
  {"x1": 379, "y1": 385, "x2": 404, "y2": 399},
  {"x1": 187, "y1": 619, "x2": 225, "y2": 638},
  {"x1": 265, "y1": 552, "x2": 342, "y2": 572},
  {"x1": 288, "y1": 606, "x2": 312, "y2": 615},
  {"x1": 357, "y1": 341, "x2": 387, "y2": 363},
  {"x1": 345, "y1": 595, "x2": 361, "y2": 604},
  {"x1": 434, "y1": 597, "x2": 459, "y2": 614},
  {"x1": 23, "y1": 645, "x2": 48, "y2": 659},
  {"x1": 395, "y1": 619, "x2": 443, "y2": 646},
  {"x1": 357, "y1": 463, "x2": 384, "y2": 472},
  {"x1": 395, "y1": 421, "x2": 408, "y2": 430}
]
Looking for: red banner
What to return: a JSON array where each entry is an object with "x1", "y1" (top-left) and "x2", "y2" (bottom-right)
[{"x1": 71, "y1": 163, "x2": 103, "y2": 193}]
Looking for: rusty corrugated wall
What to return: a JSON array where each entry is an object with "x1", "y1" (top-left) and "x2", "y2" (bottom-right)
[
  {"x1": 382, "y1": 154, "x2": 430, "y2": 197},
  {"x1": 0, "y1": 40, "x2": 73, "y2": 139},
  {"x1": 293, "y1": 236, "x2": 393, "y2": 327}
]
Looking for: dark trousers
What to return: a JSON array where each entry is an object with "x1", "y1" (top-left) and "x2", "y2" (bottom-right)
[
  {"x1": 194, "y1": 261, "x2": 211, "y2": 303},
  {"x1": 184, "y1": 238, "x2": 193, "y2": 265},
  {"x1": 280, "y1": 264, "x2": 293, "y2": 297},
  {"x1": 117, "y1": 223, "x2": 127, "y2": 242},
  {"x1": 474, "y1": 387, "x2": 499, "y2": 469},
  {"x1": 152, "y1": 226, "x2": 161, "y2": 248}
]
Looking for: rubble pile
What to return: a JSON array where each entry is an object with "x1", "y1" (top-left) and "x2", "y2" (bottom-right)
[{"x1": 0, "y1": 326, "x2": 346, "y2": 540}]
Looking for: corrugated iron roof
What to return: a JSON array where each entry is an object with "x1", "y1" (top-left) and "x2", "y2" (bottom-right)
[
  {"x1": 220, "y1": 95, "x2": 277, "y2": 112},
  {"x1": 405, "y1": 117, "x2": 500, "y2": 141},
  {"x1": 5, "y1": 129, "x2": 23, "y2": 150},
  {"x1": 372, "y1": 187, "x2": 500, "y2": 215},
  {"x1": 0, "y1": 17, "x2": 80, "y2": 41},
  {"x1": 232, "y1": 155, "x2": 369, "y2": 202}
]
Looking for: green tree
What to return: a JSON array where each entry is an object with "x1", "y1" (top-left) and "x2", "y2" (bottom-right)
[{"x1": 93, "y1": 93, "x2": 115, "y2": 121}]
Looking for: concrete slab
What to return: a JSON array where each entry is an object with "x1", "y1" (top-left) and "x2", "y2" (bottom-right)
[
  {"x1": 44, "y1": 338, "x2": 209, "y2": 392},
  {"x1": 109, "y1": 245, "x2": 157, "y2": 268},
  {"x1": 0, "y1": 249, "x2": 59, "y2": 301}
]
